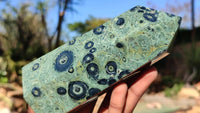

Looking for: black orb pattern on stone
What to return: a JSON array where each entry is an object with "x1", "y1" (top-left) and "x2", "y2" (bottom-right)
[
  {"x1": 105, "y1": 61, "x2": 117, "y2": 75},
  {"x1": 89, "y1": 48, "x2": 97, "y2": 53},
  {"x1": 88, "y1": 88, "x2": 101, "y2": 97},
  {"x1": 116, "y1": 18, "x2": 125, "y2": 26},
  {"x1": 97, "y1": 79, "x2": 107, "y2": 85},
  {"x1": 85, "y1": 41, "x2": 94, "y2": 49},
  {"x1": 108, "y1": 79, "x2": 117, "y2": 86},
  {"x1": 57, "y1": 87, "x2": 67, "y2": 95},
  {"x1": 69, "y1": 38, "x2": 76, "y2": 45},
  {"x1": 178, "y1": 18, "x2": 182, "y2": 25},
  {"x1": 93, "y1": 25, "x2": 105, "y2": 35},
  {"x1": 143, "y1": 11, "x2": 158, "y2": 22},
  {"x1": 55, "y1": 51, "x2": 73, "y2": 72},
  {"x1": 68, "y1": 67, "x2": 74, "y2": 73},
  {"x1": 82, "y1": 53, "x2": 94, "y2": 64},
  {"x1": 138, "y1": 10, "x2": 144, "y2": 13},
  {"x1": 68, "y1": 81, "x2": 88, "y2": 100},
  {"x1": 130, "y1": 6, "x2": 138, "y2": 12},
  {"x1": 140, "y1": 20, "x2": 144, "y2": 23},
  {"x1": 116, "y1": 42, "x2": 124, "y2": 48},
  {"x1": 118, "y1": 70, "x2": 130, "y2": 79},
  {"x1": 122, "y1": 57, "x2": 126, "y2": 62},
  {"x1": 32, "y1": 87, "x2": 41, "y2": 97},
  {"x1": 110, "y1": 34, "x2": 115, "y2": 38},
  {"x1": 86, "y1": 63, "x2": 99, "y2": 79},
  {"x1": 166, "y1": 13, "x2": 175, "y2": 17},
  {"x1": 140, "y1": 6, "x2": 147, "y2": 10},
  {"x1": 147, "y1": 26, "x2": 151, "y2": 30},
  {"x1": 32, "y1": 63, "x2": 39, "y2": 71}
]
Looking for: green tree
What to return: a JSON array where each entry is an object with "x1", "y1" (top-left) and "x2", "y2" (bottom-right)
[
  {"x1": 68, "y1": 16, "x2": 109, "y2": 35},
  {"x1": 36, "y1": 0, "x2": 79, "y2": 51},
  {"x1": 0, "y1": 4, "x2": 47, "y2": 83},
  {"x1": 1, "y1": 4, "x2": 46, "y2": 61}
]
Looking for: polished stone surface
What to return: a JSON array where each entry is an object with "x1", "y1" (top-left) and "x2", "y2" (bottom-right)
[{"x1": 22, "y1": 5, "x2": 181, "y2": 113}]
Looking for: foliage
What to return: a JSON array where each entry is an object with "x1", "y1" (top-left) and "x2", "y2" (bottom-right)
[
  {"x1": 161, "y1": 75, "x2": 184, "y2": 98},
  {"x1": 164, "y1": 83, "x2": 183, "y2": 97},
  {"x1": 0, "y1": 56, "x2": 8, "y2": 83},
  {"x1": 183, "y1": 43, "x2": 200, "y2": 82},
  {"x1": 68, "y1": 16, "x2": 109, "y2": 35},
  {"x1": 1, "y1": 4, "x2": 46, "y2": 61},
  {"x1": 161, "y1": 76, "x2": 183, "y2": 88},
  {"x1": 36, "y1": 0, "x2": 79, "y2": 51}
]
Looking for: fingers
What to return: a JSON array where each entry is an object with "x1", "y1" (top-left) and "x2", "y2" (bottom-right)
[
  {"x1": 28, "y1": 106, "x2": 34, "y2": 113},
  {"x1": 108, "y1": 83, "x2": 128, "y2": 113},
  {"x1": 123, "y1": 67, "x2": 158, "y2": 113}
]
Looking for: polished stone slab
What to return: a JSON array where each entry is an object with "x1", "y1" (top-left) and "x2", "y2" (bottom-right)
[{"x1": 22, "y1": 5, "x2": 181, "y2": 113}]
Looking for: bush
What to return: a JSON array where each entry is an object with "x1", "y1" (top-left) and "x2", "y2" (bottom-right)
[{"x1": 164, "y1": 83, "x2": 183, "y2": 97}]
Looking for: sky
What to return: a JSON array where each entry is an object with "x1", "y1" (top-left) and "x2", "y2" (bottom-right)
[
  {"x1": 0, "y1": 0, "x2": 200, "y2": 40},
  {"x1": 65, "y1": 0, "x2": 168, "y2": 23}
]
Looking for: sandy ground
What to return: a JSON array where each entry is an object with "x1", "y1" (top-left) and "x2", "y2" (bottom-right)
[{"x1": 134, "y1": 91, "x2": 199, "y2": 113}]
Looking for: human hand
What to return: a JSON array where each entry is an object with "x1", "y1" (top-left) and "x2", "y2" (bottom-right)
[
  {"x1": 28, "y1": 67, "x2": 157, "y2": 113},
  {"x1": 98, "y1": 66, "x2": 158, "y2": 113}
]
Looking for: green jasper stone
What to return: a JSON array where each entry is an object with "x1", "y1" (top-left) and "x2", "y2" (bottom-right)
[{"x1": 22, "y1": 5, "x2": 181, "y2": 113}]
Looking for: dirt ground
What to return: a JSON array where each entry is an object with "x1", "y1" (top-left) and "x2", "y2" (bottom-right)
[{"x1": 134, "y1": 86, "x2": 200, "y2": 113}]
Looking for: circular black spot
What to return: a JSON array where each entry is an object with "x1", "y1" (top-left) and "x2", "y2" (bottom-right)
[
  {"x1": 149, "y1": 8, "x2": 155, "y2": 11},
  {"x1": 118, "y1": 70, "x2": 130, "y2": 79},
  {"x1": 166, "y1": 13, "x2": 175, "y2": 17},
  {"x1": 138, "y1": 10, "x2": 144, "y2": 13},
  {"x1": 89, "y1": 48, "x2": 97, "y2": 53},
  {"x1": 55, "y1": 51, "x2": 73, "y2": 72},
  {"x1": 140, "y1": 6, "x2": 147, "y2": 10},
  {"x1": 32, "y1": 63, "x2": 39, "y2": 71},
  {"x1": 116, "y1": 18, "x2": 125, "y2": 26},
  {"x1": 68, "y1": 67, "x2": 74, "y2": 73},
  {"x1": 32, "y1": 87, "x2": 41, "y2": 97},
  {"x1": 82, "y1": 53, "x2": 94, "y2": 64},
  {"x1": 86, "y1": 96, "x2": 92, "y2": 100},
  {"x1": 89, "y1": 88, "x2": 101, "y2": 97},
  {"x1": 86, "y1": 63, "x2": 99, "y2": 79},
  {"x1": 116, "y1": 42, "x2": 124, "y2": 48},
  {"x1": 143, "y1": 12, "x2": 158, "y2": 22},
  {"x1": 139, "y1": 20, "x2": 144, "y2": 23},
  {"x1": 85, "y1": 41, "x2": 94, "y2": 49},
  {"x1": 68, "y1": 81, "x2": 88, "y2": 100},
  {"x1": 130, "y1": 6, "x2": 138, "y2": 12},
  {"x1": 110, "y1": 34, "x2": 115, "y2": 38},
  {"x1": 69, "y1": 38, "x2": 76, "y2": 45},
  {"x1": 108, "y1": 79, "x2": 116, "y2": 86},
  {"x1": 152, "y1": 29, "x2": 154, "y2": 32},
  {"x1": 105, "y1": 61, "x2": 117, "y2": 75},
  {"x1": 122, "y1": 57, "x2": 126, "y2": 62},
  {"x1": 55, "y1": 107, "x2": 59, "y2": 110},
  {"x1": 93, "y1": 25, "x2": 105, "y2": 35},
  {"x1": 178, "y1": 18, "x2": 182, "y2": 25},
  {"x1": 57, "y1": 87, "x2": 67, "y2": 95},
  {"x1": 97, "y1": 79, "x2": 107, "y2": 85},
  {"x1": 147, "y1": 26, "x2": 151, "y2": 30}
]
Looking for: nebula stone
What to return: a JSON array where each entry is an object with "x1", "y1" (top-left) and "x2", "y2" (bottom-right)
[{"x1": 22, "y1": 5, "x2": 181, "y2": 113}]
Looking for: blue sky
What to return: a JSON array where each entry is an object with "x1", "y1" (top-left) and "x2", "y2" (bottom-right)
[
  {"x1": 61, "y1": 0, "x2": 199, "y2": 39},
  {"x1": 1, "y1": 0, "x2": 200, "y2": 40},
  {"x1": 65, "y1": 0, "x2": 168, "y2": 23}
]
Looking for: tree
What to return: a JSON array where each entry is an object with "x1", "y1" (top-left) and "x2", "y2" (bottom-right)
[
  {"x1": 68, "y1": 16, "x2": 109, "y2": 35},
  {"x1": 36, "y1": 0, "x2": 78, "y2": 51},
  {"x1": 1, "y1": 4, "x2": 46, "y2": 61},
  {"x1": 191, "y1": 0, "x2": 195, "y2": 43}
]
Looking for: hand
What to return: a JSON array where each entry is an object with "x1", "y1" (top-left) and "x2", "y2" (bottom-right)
[
  {"x1": 98, "y1": 66, "x2": 157, "y2": 113},
  {"x1": 28, "y1": 67, "x2": 157, "y2": 113}
]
